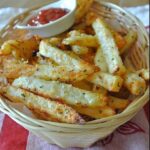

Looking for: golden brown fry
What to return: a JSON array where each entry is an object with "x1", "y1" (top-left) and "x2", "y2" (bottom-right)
[
  {"x1": 108, "y1": 96, "x2": 130, "y2": 109},
  {"x1": 73, "y1": 105, "x2": 115, "y2": 119},
  {"x1": 92, "y1": 85, "x2": 108, "y2": 96},
  {"x1": 68, "y1": 30, "x2": 82, "y2": 37},
  {"x1": 75, "y1": 0, "x2": 94, "y2": 23},
  {"x1": 0, "y1": 36, "x2": 40, "y2": 60},
  {"x1": 120, "y1": 30, "x2": 137, "y2": 55},
  {"x1": 136, "y1": 69, "x2": 149, "y2": 81},
  {"x1": 112, "y1": 31, "x2": 126, "y2": 51},
  {"x1": 72, "y1": 45, "x2": 89, "y2": 55},
  {"x1": 0, "y1": 55, "x2": 35, "y2": 79},
  {"x1": 72, "y1": 80, "x2": 93, "y2": 91},
  {"x1": 47, "y1": 37, "x2": 62, "y2": 46},
  {"x1": 80, "y1": 51, "x2": 95, "y2": 64},
  {"x1": 85, "y1": 12, "x2": 98, "y2": 26},
  {"x1": 3, "y1": 86, "x2": 84, "y2": 124},
  {"x1": 0, "y1": 76, "x2": 7, "y2": 90},
  {"x1": 88, "y1": 72, "x2": 123, "y2": 92},
  {"x1": 63, "y1": 34, "x2": 99, "y2": 48},
  {"x1": 4, "y1": 64, "x2": 35, "y2": 79},
  {"x1": 124, "y1": 72, "x2": 146, "y2": 95},
  {"x1": 65, "y1": 51, "x2": 81, "y2": 59}
]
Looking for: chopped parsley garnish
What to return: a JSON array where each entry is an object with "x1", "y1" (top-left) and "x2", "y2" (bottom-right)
[
  {"x1": 21, "y1": 93, "x2": 25, "y2": 97},
  {"x1": 40, "y1": 85, "x2": 44, "y2": 88}
]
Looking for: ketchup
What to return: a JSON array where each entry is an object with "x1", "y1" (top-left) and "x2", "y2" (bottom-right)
[{"x1": 27, "y1": 8, "x2": 69, "y2": 26}]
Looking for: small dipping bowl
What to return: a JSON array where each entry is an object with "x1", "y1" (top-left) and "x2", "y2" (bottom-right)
[{"x1": 16, "y1": 0, "x2": 77, "y2": 38}]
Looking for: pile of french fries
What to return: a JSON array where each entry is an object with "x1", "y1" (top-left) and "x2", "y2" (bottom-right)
[{"x1": 0, "y1": 1, "x2": 149, "y2": 124}]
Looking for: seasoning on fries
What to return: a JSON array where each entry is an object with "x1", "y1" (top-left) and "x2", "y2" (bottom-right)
[
  {"x1": 13, "y1": 76, "x2": 107, "y2": 107},
  {"x1": 92, "y1": 18, "x2": 126, "y2": 76},
  {"x1": 2, "y1": 86, "x2": 84, "y2": 124}
]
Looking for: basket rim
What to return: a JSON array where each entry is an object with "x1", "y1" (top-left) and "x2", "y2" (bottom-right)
[{"x1": 0, "y1": 0, "x2": 149, "y2": 128}]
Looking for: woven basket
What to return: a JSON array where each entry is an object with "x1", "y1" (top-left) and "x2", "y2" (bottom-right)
[{"x1": 0, "y1": 1, "x2": 149, "y2": 148}]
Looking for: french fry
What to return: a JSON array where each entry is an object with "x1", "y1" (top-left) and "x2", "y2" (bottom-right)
[
  {"x1": 37, "y1": 55, "x2": 56, "y2": 65},
  {"x1": 63, "y1": 34, "x2": 99, "y2": 48},
  {"x1": 85, "y1": 12, "x2": 127, "y2": 52},
  {"x1": 120, "y1": 30, "x2": 137, "y2": 55},
  {"x1": 2, "y1": 86, "x2": 83, "y2": 124},
  {"x1": 34, "y1": 64, "x2": 91, "y2": 82},
  {"x1": 0, "y1": 76, "x2": 7, "y2": 90},
  {"x1": 72, "y1": 80, "x2": 93, "y2": 91},
  {"x1": 0, "y1": 41, "x2": 12, "y2": 55},
  {"x1": 68, "y1": 30, "x2": 96, "y2": 55},
  {"x1": 72, "y1": 45, "x2": 89, "y2": 55},
  {"x1": 94, "y1": 46, "x2": 108, "y2": 72},
  {"x1": 124, "y1": 72, "x2": 146, "y2": 95},
  {"x1": 80, "y1": 50, "x2": 95, "y2": 64},
  {"x1": 0, "y1": 55, "x2": 35, "y2": 79},
  {"x1": 112, "y1": 31, "x2": 126, "y2": 51},
  {"x1": 88, "y1": 72, "x2": 123, "y2": 92},
  {"x1": 0, "y1": 36, "x2": 40, "y2": 60},
  {"x1": 4, "y1": 64, "x2": 35, "y2": 79},
  {"x1": 73, "y1": 105, "x2": 115, "y2": 119},
  {"x1": 75, "y1": 0, "x2": 94, "y2": 23},
  {"x1": 85, "y1": 12, "x2": 98, "y2": 26},
  {"x1": 108, "y1": 96, "x2": 130, "y2": 109},
  {"x1": 92, "y1": 85, "x2": 108, "y2": 96},
  {"x1": 13, "y1": 76, "x2": 107, "y2": 107},
  {"x1": 47, "y1": 37, "x2": 62, "y2": 46},
  {"x1": 68, "y1": 30, "x2": 82, "y2": 37},
  {"x1": 136, "y1": 69, "x2": 149, "y2": 81},
  {"x1": 39, "y1": 40, "x2": 95, "y2": 74},
  {"x1": 92, "y1": 19, "x2": 126, "y2": 76},
  {"x1": 65, "y1": 51, "x2": 82, "y2": 59}
]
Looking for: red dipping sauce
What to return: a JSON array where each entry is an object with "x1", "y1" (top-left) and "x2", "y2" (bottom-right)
[{"x1": 27, "y1": 8, "x2": 69, "y2": 26}]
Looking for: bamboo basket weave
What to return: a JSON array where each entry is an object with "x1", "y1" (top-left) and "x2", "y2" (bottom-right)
[{"x1": 0, "y1": 1, "x2": 149, "y2": 148}]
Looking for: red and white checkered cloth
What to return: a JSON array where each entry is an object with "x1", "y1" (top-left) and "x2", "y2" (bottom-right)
[{"x1": 0, "y1": 4, "x2": 149, "y2": 150}]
